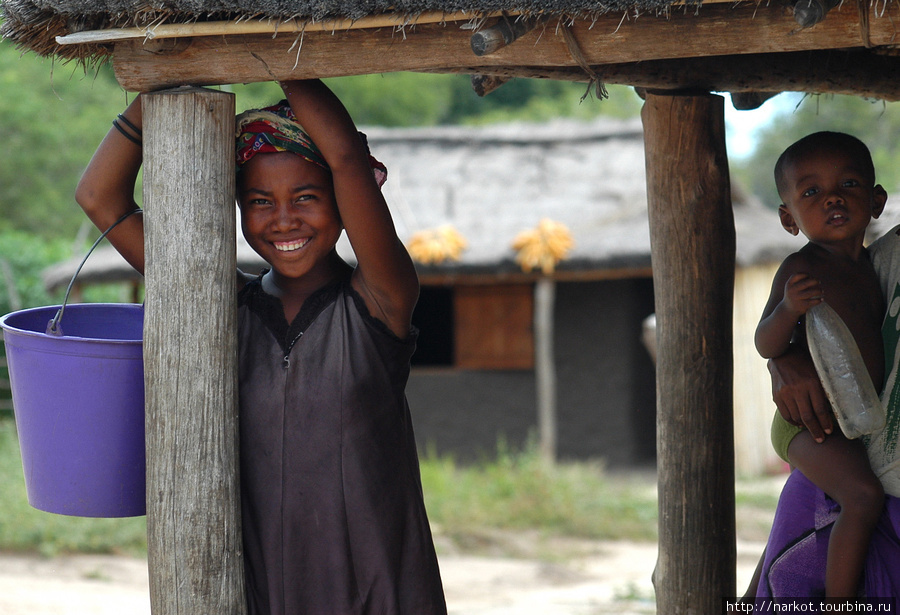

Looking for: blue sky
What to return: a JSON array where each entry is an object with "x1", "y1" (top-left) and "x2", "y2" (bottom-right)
[{"x1": 724, "y1": 93, "x2": 801, "y2": 158}]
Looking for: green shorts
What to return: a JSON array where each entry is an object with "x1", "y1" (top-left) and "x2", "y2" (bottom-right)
[{"x1": 771, "y1": 412, "x2": 804, "y2": 464}]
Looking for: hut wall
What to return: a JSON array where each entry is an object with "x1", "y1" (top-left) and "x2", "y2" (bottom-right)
[
  {"x1": 406, "y1": 277, "x2": 658, "y2": 467},
  {"x1": 408, "y1": 267, "x2": 782, "y2": 476},
  {"x1": 733, "y1": 262, "x2": 785, "y2": 477}
]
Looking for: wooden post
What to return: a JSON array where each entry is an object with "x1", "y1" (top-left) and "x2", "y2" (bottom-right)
[
  {"x1": 142, "y1": 87, "x2": 246, "y2": 615},
  {"x1": 534, "y1": 277, "x2": 557, "y2": 463},
  {"x1": 642, "y1": 92, "x2": 736, "y2": 613}
]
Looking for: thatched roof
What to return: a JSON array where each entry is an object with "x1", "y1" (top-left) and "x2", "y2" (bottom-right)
[
  {"x1": 43, "y1": 117, "x2": 801, "y2": 290},
  {"x1": 4, "y1": 0, "x2": 900, "y2": 104},
  {"x1": 371, "y1": 117, "x2": 800, "y2": 275},
  {"x1": 0, "y1": 0, "x2": 672, "y2": 61},
  {"x1": 42, "y1": 226, "x2": 269, "y2": 291}
]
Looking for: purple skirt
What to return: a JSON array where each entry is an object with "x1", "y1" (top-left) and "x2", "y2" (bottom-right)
[{"x1": 756, "y1": 469, "x2": 900, "y2": 603}]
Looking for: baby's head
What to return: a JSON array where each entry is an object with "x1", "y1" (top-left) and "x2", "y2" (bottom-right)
[
  {"x1": 773, "y1": 131, "x2": 885, "y2": 240},
  {"x1": 775, "y1": 131, "x2": 875, "y2": 201}
]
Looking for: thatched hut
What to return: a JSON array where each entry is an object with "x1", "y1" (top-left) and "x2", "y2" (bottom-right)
[{"x1": 5, "y1": 0, "x2": 900, "y2": 611}]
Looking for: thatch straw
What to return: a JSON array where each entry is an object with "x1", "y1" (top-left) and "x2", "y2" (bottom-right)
[{"x1": 1, "y1": 0, "x2": 682, "y2": 61}]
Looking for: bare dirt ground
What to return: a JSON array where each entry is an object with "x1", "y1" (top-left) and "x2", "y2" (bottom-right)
[
  {"x1": 0, "y1": 475, "x2": 782, "y2": 615},
  {"x1": 0, "y1": 536, "x2": 767, "y2": 615}
]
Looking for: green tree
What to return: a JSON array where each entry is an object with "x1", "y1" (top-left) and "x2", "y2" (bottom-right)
[
  {"x1": 0, "y1": 42, "x2": 132, "y2": 238},
  {"x1": 0, "y1": 229, "x2": 69, "y2": 314},
  {"x1": 320, "y1": 73, "x2": 641, "y2": 125},
  {"x1": 2, "y1": 43, "x2": 641, "y2": 243},
  {"x1": 446, "y1": 77, "x2": 641, "y2": 124},
  {"x1": 736, "y1": 93, "x2": 900, "y2": 209},
  {"x1": 230, "y1": 73, "x2": 642, "y2": 126}
]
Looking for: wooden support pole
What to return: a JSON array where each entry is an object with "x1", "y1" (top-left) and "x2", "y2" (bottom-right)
[
  {"x1": 642, "y1": 92, "x2": 736, "y2": 613},
  {"x1": 534, "y1": 277, "x2": 557, "y2": 464},
  {"x1": 143, "y1": 87, "x2": 246, "y2": 615}
]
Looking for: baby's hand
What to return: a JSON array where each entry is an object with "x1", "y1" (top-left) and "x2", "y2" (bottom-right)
[{"x1": 782, "y1": 273, "x2": 823, "y2": 317}]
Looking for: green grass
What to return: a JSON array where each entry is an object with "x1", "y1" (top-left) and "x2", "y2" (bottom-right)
[
  {"x1": 418, "y1": 444, "x2": 659, "y2": 544},
  {"x1": 1, "y1": 418, "x2": 778, "y2": 558}
]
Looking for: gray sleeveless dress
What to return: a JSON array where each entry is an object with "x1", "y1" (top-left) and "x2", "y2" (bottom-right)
[{"x1": 237, "y1": 275, "x2": 446, "y2": 615}]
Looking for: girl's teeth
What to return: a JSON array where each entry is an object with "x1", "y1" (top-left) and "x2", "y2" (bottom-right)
[{"x1": 275, "y1": 239, "x2": 308, "y2": 252}]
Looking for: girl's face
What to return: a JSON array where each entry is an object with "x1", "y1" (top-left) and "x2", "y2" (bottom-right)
[{"x1": 238, "y1": 152, "x2": 342, "y2": 282}]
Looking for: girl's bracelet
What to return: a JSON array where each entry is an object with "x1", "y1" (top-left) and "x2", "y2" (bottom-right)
[
  {"x1": 112, "y1": 116, "x2": 142, "y2": 147},
  {"x1": 117, "y1": 114, "x2": 143, "y2": 137}
]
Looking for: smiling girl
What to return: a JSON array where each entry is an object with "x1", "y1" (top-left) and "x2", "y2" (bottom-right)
[{"x1": 75, "y1": 79, "x2": 447, "y2": 615}]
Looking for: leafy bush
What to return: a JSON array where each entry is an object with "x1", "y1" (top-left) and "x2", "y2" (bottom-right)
[{"x1": 0, "y1": 229, "x2": 70, "y2": 315}]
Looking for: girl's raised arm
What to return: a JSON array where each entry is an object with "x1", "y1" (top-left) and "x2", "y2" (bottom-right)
[
  {"x1": 279, "y1": 79, "x2": 419, "y2": 338},
  {"x1": 75, "y1": 96, "x2": 146, "y2": 275}
]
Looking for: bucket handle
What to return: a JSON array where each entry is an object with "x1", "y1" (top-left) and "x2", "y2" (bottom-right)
[{"x1": 46, "y1": 209, "x2": 144, "y2": 336}]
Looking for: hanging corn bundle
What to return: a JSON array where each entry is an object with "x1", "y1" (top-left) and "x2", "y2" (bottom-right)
[
  {"x1": 407, "y1": 225, "x2": 468, "y2": 265},
  {"x1": 511, "y1": 218, "x2": 574, "y2": 274}
]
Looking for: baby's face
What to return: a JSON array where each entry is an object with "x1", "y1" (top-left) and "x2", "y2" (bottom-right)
[{"x1": 778, "y1": 149, "x2": 883, "y2": 244}]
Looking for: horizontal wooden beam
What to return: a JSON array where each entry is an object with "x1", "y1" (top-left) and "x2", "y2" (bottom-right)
[
  {"x1": 442, "y1": 48, "x2": 900, "y2": 102},
  {"x1": 113, "y1": 1, "x2": 898, "y2": 93}
]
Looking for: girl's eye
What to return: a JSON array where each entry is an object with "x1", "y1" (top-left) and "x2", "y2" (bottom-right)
[
  {"x1": 842, "y1": 179, "x2": 860, "y2": 188},
  {"x1": 802, "y1": 187, "x2": 819, "y2": 198}
]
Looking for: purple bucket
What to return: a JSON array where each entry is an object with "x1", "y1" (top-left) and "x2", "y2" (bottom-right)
[{"x1": 0, "y1": 303, "x2": 145, "y2": 517}]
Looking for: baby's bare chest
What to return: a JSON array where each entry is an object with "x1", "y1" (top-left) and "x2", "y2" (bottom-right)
[{"x1": 808, "y1": 258, "x2": 885, "y2": 384}]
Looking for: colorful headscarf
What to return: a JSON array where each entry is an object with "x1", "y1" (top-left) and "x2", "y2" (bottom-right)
[{"x1": 235, "y1": 101, "x2": 387, "y2": 187}]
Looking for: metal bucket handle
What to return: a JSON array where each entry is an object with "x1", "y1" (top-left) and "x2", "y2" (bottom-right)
[{"x1": 46, "y1": 209, "x2": 144, "y2": 336}]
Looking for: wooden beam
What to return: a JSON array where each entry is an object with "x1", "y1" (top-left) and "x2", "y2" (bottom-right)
[
  {"x1": 112, "y1": 1, "x2": 898, "y2": 91},
  {"x1": 470, "y1": 16, "x2": 541, "y2": 56},
  {"x1": 442, "y1": 48, "x2": 900, "y2": 102},
  {"x1": 470, "y1": 74, "x2": 511, "y2": 96},
  {"x1": 591, "y1": 47, "x2": 900, "y2": 101},
  {"x1": 143, "y1": 87, "x2": 245, "y2": 615},
  {"x1": 729, "y1": 91, "x2": 781, "y2": 111},
  {"x1": 643, "y1": 92, "x2": 736, "y2": 613}
]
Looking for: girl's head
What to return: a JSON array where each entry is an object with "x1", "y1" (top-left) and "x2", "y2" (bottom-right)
[
  {"x1": 233, "y1": 102, "x2": 387, "y2": 284},
  {"x1": 235, "y1": 101, "x2": 387, "y2": 190},
  {"x1": 236, "y1": 102, "x2": 330, "y2": 185},
  {"x1": 235, "y1": 103, "x2": 340, "y2": 282}
]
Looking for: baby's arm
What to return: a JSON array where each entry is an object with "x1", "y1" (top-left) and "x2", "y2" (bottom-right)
[
  {"x1": 755, "y1": 255, "x2": 823, "y2": 359},
  {"x1": 280, "y1": 79, "x2": 419, "y2": 338},
  {"x1": 75, "y1": 96, "x2": 146, "y2": 275}
]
